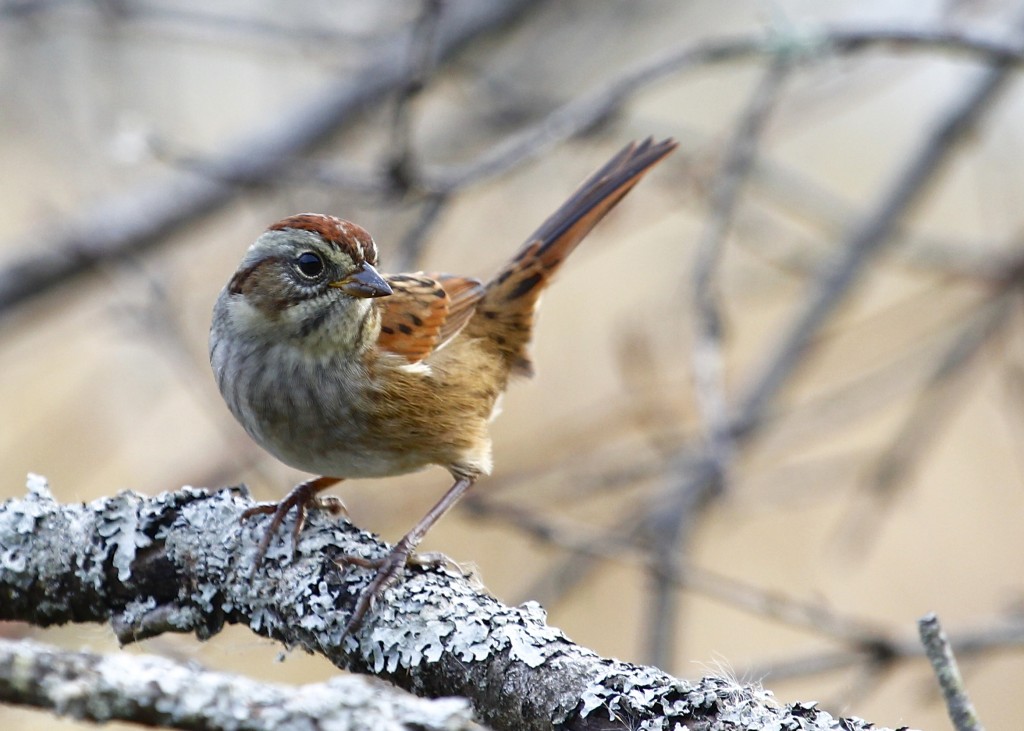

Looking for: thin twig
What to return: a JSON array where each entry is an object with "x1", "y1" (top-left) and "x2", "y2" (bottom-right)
[
  {"x1": 421, "y1": 25, "x2": 1024, "y2": 195},
  {"x1": 392, "y1": 193, "x2": 451, "y2": 271},
  {"x1": 918, "y1": 613, "x2": 986, "y2": 731},
  {"x1": 615, "y1": 328, "x2": 687, "y2": 460},
  {"x1": 744, "y1": 281, "x2": 998, "y2": 460},
  {"x1": 385, "y1": 0, "x2": 446, "y2": 192},
  {"x1": 515, "y1": 23, "x2": 1023, "y2": 676},
  {"x1": 295, "y1": 23, "x2": 1024, "y2": 202},
  {"x1": 465, "y1": 496, "x2": 895, "y2": 648},
  {"x1": 747, "y1": 617, "x2": 1024, "y2": 683},
  {"x1": 731, "y1": 48, "x2": 1018, "y2": 678},
  {"x1": 692, "y1": 58, "x2": 790, "y2": 473},
  {"x1": 2, "y1": 2, "x2": 375, "y2": 46}
]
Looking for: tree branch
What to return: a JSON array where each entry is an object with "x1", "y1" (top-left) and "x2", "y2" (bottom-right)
[
  {"x1": 0, "y1": 637, "x2": 485, "y2": 731},
  {"x1": 1, "y1": 476, "x2": 892, "y2": 731}
]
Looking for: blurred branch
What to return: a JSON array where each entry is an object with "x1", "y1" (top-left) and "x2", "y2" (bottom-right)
[
  {"x1": 0, "y1": 1, "x2": 380, "y2": 45},
  {"x1": 644, "y1": 57, "x2": 791, "y2": 669},
  {"x1": 692, "y1": 58, "x2": 790, "y2": 475},
  {"x1": 384, "y1": 0, "x2": 450, "y2": 272},
  {"x1": 744, "y1": 282, "x2": 995, "y2": 459},
  {"x1": 420, "y1": 22, "x2": 1024, "y2": 194},
  {"x1": 470, "y1": 270, "x2": 1018, "y2": 622},
  {"x1": 0, "y1": 637, "x2": 485, "y2": 731},
  {"x1": 662, "y1": 121, "x2": 1024, "y2": 286},
  {"x1": 466, "y1": 496, "x2": 894, "y2": 647},
  {"x1": 732, "y1": 25, "x2": 1021, "y2": 439},
  {"x1": 392, "y1": 193, "x2": 451, "y2": 271},
  {"x1": 0, "y1": 479, "x2": 893, "y2": 731},
  {"x1": 739, "y1": 152, "x2": 1024, "y2": 284},
  {"x1": 747, "y1": 617, "x2": 1024, "y2": 683},
  {"x1": 466, "y1": 491, "x2": 1024, "y2": 698},
  {"x1": 385, "y1": 0, "x2": 446, "y2": 194},
  {"x1": 919, "y1": 612, "x2": 986, "y2": 731},
  {"x1": 753, "y1": 610, "x2": 1024, "y2": 688},
  {"x1": 616, "y1": 330, "x2": 689, "y2": 459},
  {"x1": 0, "y1": 0, "x2": 538, "y2": 318},
  {"x1": 5, "y1": 19, "x2": 1024, "y2": 321}
]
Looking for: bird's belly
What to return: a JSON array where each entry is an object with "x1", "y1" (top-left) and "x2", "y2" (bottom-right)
[
  {"x1": 242, "y1": 396, "x2": 439, "y2": 479},
  {"x1": 271, "y1": 439, "x2": 433, "y2": 479},
  {"x1": 213, "y1": 335, "x2": 489, "y2": 480},
  {"x1": 213, "y1": 340, "x2": 431, "y2": 479}
]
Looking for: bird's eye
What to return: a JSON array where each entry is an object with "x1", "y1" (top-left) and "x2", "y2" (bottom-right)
[{"x1": 294, "y1": 251, "x2": 325, "y2": 279}]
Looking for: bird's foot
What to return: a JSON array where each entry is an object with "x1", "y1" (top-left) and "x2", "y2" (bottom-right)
[
  {"x1": 335, "y1": 539, "x2": 450, "y2": 636},
  {"x1": 241, "y1": 476, "x2": 345, "y2": 568}
]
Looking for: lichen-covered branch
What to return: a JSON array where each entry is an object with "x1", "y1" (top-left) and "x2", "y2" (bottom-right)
[
  {"x1": 0, "y1": 637, "x2": 484, "y2": 731},
  {"x1": 0, "y1": 477, "x2": 895, "y2": 731}
]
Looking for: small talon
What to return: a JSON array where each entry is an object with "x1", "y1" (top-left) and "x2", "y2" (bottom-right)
[
  {"x1": 334, "y1": 554, "x2": 382, "y2": 570},
  {"x1": 241, "y1": 476, "x2": 343, "y2": 568},
  {"x1": 337, "y1": 540, "x2": 416, "y2": 636},
  {"x1": 240, "y1": 503, "x2": 279, "y2": 519},
  {"x1": 407, "y1": 551, "x2": 459, "y2": 572},
  {"x1": 313, "y1": 495, "x2": 349, "y2": 517},
  {"x1": 334, "y1": 476, "x2": 477, "y2": 635}
]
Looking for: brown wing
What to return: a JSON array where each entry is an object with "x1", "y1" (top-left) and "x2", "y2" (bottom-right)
[{"x1": 377, "y1": 273, "x2": 484, "y2": 362}]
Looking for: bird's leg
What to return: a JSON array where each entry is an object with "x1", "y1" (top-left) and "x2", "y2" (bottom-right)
[
  {"x1": 338, "y1": 474, "x2": 476, "y2": 636},
  {"x1": 242, "y1": 476, "x2": 346, "y2": 568}
]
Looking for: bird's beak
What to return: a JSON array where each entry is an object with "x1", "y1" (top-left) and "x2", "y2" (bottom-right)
[{"x1": 329, "y1": 262, "x2": 393, "y2": 298}]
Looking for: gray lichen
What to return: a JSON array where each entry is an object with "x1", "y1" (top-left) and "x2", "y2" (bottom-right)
[
  {"x1": 353, "y1": 579, "x2": 569, "y2": 675},
  {"x1": 0, "y1": 479, "x2": 910, "y2": 731},
  {"x1": 574, "y1": 669, "x2": 873, "y2": 730},
  {"x1": 0, "y1": 637, "x2": 485, "y2": 730}
]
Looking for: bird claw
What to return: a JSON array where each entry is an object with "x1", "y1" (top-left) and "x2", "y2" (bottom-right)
[
  {"x1": 313, "y1": 495, "x2": 349, "y2": 517},
  {"x1": 336, "y1": 539, "x2": 420, "y2": 637},
  {"x1": 404, "y1": 550, "x2": 454, "y2": 571},
  {"x1": 241, "y1": 477, "x2": 345, "y2": 568}
]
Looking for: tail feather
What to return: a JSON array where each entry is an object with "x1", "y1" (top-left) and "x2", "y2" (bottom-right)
[{"x1": 469, "y1": 137, "x2": 677, "y2": 376}]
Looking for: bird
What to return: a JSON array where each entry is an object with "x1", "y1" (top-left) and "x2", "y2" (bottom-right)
[{"x1": 209, "y1": 137, "x2": 677, "y2": 633}]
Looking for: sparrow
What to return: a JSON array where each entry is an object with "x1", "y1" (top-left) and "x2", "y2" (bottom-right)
[{"x1": 209, "y1": 137, "x2": 677, "y2": 633}]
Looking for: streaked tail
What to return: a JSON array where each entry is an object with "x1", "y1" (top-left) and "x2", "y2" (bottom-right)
[{"x1": 468, "y1": 137, "x2": 677, "y2": 376}]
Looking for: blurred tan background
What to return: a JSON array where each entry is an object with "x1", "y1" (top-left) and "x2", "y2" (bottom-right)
[{"x1": 3, "y1": 0, "x2": 1024, "y2": 728}]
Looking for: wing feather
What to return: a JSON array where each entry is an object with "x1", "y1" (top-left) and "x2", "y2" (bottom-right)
[{"x1": 377, "y1": 273, "x2": 484, "y2": 362}]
